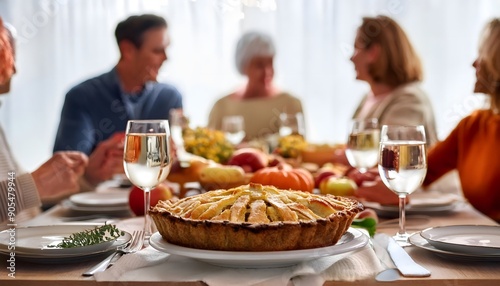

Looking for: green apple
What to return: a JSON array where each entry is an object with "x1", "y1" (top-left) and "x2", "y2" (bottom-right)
[{"x1": 319, "y1": 176, "x2": 357, "y2": 196}]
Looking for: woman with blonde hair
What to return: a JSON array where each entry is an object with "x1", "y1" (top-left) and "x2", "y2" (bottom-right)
[
  {"x1": 350, "y1": 15, "x2": 438, "y2": 145},
  {"x1": 422, "y1": 18, "x2": 500, "y2": 222}
]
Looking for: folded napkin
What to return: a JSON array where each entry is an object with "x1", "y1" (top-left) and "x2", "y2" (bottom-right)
[{"x1": 95, "y1": 243, "x2": 383, "y2": 285}]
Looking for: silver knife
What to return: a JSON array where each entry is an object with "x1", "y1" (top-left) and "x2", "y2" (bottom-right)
[
  {"x1": 82, "y1": 251, "x2": 121, "y2": 276},
  {"x1": 387, "y1": 236, "x2": 431, "y2": 277}
]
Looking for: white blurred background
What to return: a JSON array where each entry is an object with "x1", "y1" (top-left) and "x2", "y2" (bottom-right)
[{"x1": 0, "y1": 0, "x2": 497, "y2": 170}]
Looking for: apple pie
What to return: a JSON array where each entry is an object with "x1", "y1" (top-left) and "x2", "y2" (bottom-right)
[{"x1": 150, "y1": 183, "x2": 363, "y2": 251}]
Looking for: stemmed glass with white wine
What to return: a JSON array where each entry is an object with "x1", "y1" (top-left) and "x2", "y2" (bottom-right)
[
  {"x1": 123, "y1": 120, "x2": 172, "y2": 242},
  {"x1": 345, "y1": 118, "x2": 380, "y2": 173},
  {"x1": 378, "y1": 125, "x2": 427, "y2": 246},
  {"x1": 222, "y1": 115, "x2": 246, "y2": 145},
  {"x1": 279, "y1": 112, "x2": 305, "y2": 137}
]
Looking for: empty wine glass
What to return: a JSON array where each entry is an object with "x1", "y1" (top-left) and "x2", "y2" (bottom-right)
[
  {"x1": 279, "y1": 112, "x2": 305, "y2": 137},
  {"x1": 378, "y1": 125, "x2": 427, "y2": 246},
  {"x1": 345, "y1": 118, "x2": 380, "y2": 173},
  {"x1": 222, "y1": 115, "x2": 246, "y2": 145},
  {"x1": 123, "y1": 120, "x2": 172, "y2": 242}
]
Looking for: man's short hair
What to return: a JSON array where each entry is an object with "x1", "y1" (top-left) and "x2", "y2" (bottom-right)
[{"x1": 115, "y1": 14, "x2": 167, "y2": 48}]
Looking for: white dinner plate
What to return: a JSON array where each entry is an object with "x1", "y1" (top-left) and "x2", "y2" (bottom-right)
[
  {"x1": 419, "y1": 225, "x2": 500, "y2": 255},
  {"x1": 62, "y1": 199, "x2": 131, "y2": 213},
  {"x1": 0, "y1": 224, "x2": 131, "y2": 258},
  {"x1": 69, "y1": 191, "x2": 129, "y2": 207},
  {"x1": 409, "y1": 232, "x2": 500, "y2": 262},
  {"x1": 362, "y1": 201, "x2": 460, "y2": 218},
  {"x1": 150, "y1": 227, "x2": 368, "y2": 268},
  {"x1": 362, "y1": 192, "x2": 463, "y2": 218}
]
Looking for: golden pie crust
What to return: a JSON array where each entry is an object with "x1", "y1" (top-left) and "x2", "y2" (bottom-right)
[{"x1": 150, "y1": 183, "x2": 363, "y2": 251}]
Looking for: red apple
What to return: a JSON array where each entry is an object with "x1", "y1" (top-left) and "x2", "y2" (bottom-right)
[
  {"x1": 319, "y1": 176, "x2": 357, "y2": 196},
  {"x1": 128, "y1": 183, "x2": 173, "y2": 216},
  {"x1": 227, "y1": 148, "x2": 269, "y2": 172},
  {"x1": 314, "y1": 171, "x2": 338, "y2": 188}
]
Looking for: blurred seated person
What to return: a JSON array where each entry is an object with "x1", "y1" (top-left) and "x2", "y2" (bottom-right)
[
  {"x1": 0, "y1": 19, "x2": 88, "y2": 226},
  {"x1": 356, "y1": 18, "x2": 500, "y2": 222},
  {"x1": 207, "y1": 31, "x2": 304, "y2": 143},
  {"x1": 424, "y1": 18, "x2": 500, "y2": 222},
  {"x1": 350, "y1": 15, "x2": 438, "y2": 146},
  {"x1": 53, "y1": 14, "x2": 182, "y2": 188}
]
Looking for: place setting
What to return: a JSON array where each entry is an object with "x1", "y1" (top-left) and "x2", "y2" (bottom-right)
[
  {"x1": 409, "y1": 225, "x2": 500, "y2": 261},
  {"x1": 0, "y1": 224, "x2": 131, "y2": 263}
]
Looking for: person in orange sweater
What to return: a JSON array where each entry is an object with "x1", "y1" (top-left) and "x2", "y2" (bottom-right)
[
  {"x1": 355, "y1": 18, "x2": 500, "y2": 222},
  {"x1": 422, "y1": 18, "x2": 500, "y2": 222}
]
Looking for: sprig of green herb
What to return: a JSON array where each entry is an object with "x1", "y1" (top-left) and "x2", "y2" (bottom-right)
[
  {"x1": 351, "y1": 217, "x2": 377, "y2": 237},
  {"x1": 49, "y1": 224, "x2": 124, "y2": 248}
]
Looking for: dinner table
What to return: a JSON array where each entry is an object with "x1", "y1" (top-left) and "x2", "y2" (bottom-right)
[{"x1": 1, "y1": 180, "x2": 499, "y2": 286}]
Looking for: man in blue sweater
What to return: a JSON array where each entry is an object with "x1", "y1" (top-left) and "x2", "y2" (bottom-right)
[{"x1": 53, "y1": 14, "x2": 182, "y2": 187}]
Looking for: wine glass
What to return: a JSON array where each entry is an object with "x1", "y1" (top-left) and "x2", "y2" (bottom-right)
[
  {"x1": 123, "y1": 120, "x2": 172, "y2": 242},
  {"x1": 169, "y1": 109, "x2": 189, "y2": 162},
  {"x1": 279, "y1": 112, "x2": 305, "y2": 137},
  {"x1": 378, "y1": 125, "x2": 427, "y2": 246},
  {"x1": 222, "y1": 115, "x2": 246, "y2": 145},
  {"x1": 345, "y1": 118, "x2": 380, "y2": 173}
]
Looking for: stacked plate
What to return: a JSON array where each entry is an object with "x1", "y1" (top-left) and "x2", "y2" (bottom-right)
[
  {"x1": 363, "y1": 193, "x2": 462, "y2": 218},
  {"x1": 64, "y1": 190, "x2": 131, "y2": 214},
  {"x1": 409, "y1": 225, "x2": 500, "y2": 261},
  {"x1": 0, "y1": 224, "x2": 131, "y2": 263}
]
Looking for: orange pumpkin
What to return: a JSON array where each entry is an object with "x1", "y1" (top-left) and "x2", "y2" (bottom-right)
[{"x1": 250, "y1": 163, "x2": 314, "y2": 192}]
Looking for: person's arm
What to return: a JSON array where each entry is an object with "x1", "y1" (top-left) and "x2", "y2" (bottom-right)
[
  {"x1": 423, "y1": 118, "x2": 461, "y2": 187},
  {"x1": 32, "y1": 151, "x2": 88, "y2": 204},
  {"x1": 380, "y1": 93, "x2": 426, "y2": 126},
  {"x1": 0, "y1": 173, "x2": 41, "y2": 225},
  {"x1": 170, "y1": 86, "x2": 183, "y2": 109},
  {"x1": 84, "y1": 132, "x2": 125, "y2": 186},
  {"x1": 53, "y1": 87, "x2": 95, "y2": 155}
]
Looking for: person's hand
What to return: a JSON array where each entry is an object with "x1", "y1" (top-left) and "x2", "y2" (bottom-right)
[
  {"x1": 84, "y1": 132, "x2": 125, "y2": 186},
  {"x1": 331, "y1": 146, "x2": 351, "y2": 166},
  {"x1": 32, "y1": 151, "x2": 88, "y2": 201},
  {"x1": 354, "y1": 177, "x2": 409, "y2": 205}
]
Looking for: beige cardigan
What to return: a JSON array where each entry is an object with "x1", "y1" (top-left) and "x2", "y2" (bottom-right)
[
  {"x1": 208, "y1": 92, "x2": 304, "y2": 140},
  {"x1": 352, "y1": 82, "x2": 438, "y2": 146},
  {"x1": 0, "y1": 125, "x2": 41, "y2": 227}
]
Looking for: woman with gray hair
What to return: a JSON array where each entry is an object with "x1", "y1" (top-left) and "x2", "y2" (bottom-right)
[{"x1": 208, "y1": 31, "x2": 304, "y2": 142}]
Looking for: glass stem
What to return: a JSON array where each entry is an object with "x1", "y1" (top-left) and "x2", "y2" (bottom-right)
[
  {"x1": 144, "y1": 188, "x2": 152, "y2": 241},
  {"x1": 398, "y1": 194, "x2": 406, "y2": 236}
]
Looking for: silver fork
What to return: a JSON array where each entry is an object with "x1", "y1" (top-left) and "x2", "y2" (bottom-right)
[{"x1": 82, "y1": 230, "x2": 144, "y2": 276}]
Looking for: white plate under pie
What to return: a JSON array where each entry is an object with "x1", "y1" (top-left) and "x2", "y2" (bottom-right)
[
  {"x1": 150, "y1": 227, "x2": 368, "y2": 268},
  {"x1": 69, "y1": 191, "x2": 129, "y2": 207},
  {"x1": 409, "y1": 232, "x2": 500, "y2": 262},
  {"x1": 0, "y1": 224, "x2": 131, "y2": 260},
  {"x1": 419, "y1": 225, "x2": 500, "y2": 255}
]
